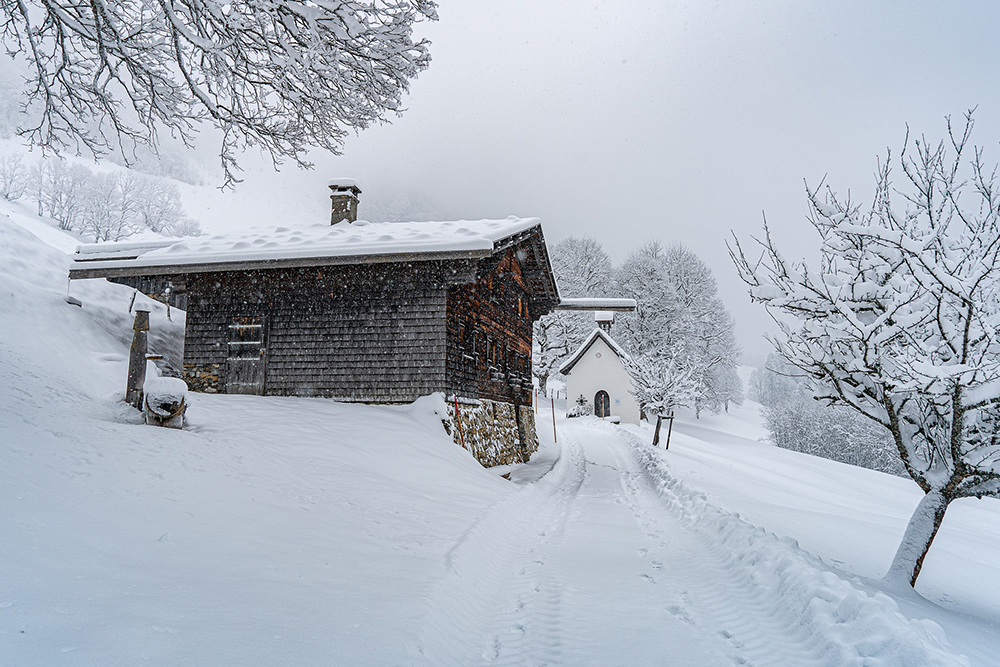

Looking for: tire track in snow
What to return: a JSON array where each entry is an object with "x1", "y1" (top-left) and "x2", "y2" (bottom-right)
[
  {"x1": 605, "y1": 437, "x2": 832, "y2": 665},
  {"x1": 607, "y1": 422, "x2": 969, "y2": 667},
  {"x1": 409, "y1": 435, "x2": 587, "y2": 666},
  {"x1": 411, "y1": 419, "x2": 967, "y2": 666}
]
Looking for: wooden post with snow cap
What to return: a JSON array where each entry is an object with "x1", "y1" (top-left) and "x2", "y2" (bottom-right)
[{"x1": 125, "y1": 305, "x2": 150, "y2": 409}]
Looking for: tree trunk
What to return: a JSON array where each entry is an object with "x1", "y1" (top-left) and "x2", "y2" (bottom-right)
[
  {"x1": 652, "y1": 415, "x2": 663, "y2": 448},
  {"x1": 885, "y1": 488, "x2": 951, "y2": 588}
]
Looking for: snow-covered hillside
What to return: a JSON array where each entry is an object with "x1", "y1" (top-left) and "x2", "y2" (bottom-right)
[{"x1": 2, "y1": 202, "x2": 999, "y2": 665}]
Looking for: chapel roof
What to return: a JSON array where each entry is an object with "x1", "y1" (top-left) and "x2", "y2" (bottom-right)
[{"x1": 558, "y1": 327, "x2": 632, "y2": 376}]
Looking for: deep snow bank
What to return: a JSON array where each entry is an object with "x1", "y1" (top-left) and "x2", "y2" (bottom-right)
[
  {"x1": 0, "y1": 210, "x2": 511, "y2": 666},
  {"x1": 622, "y1": 425, "x2": 968, "y2": 666}
]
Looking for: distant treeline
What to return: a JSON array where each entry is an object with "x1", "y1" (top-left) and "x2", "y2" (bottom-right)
[{"x1": 0, "y1": 151, "x2": 200, "y2": 242}]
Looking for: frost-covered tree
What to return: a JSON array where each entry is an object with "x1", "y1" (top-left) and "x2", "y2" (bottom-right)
[
  {"x1": 708, "y1": 364, "x2": 745, "y2": 414},
  {"x1": 27, "y1": 153, "x2": 199, "y2": 239},
  {"x1": 1, "y1": 0, "x2": 437, "y2": 187},
  {"x1": 755, "y1": 354, "x2": 905, "y2": 476},
  {"x1": 79, "y1": 171, "x2": 142, "y2": 242},
  {"x1": 614, "y1": 241, "x2": 672, "y2": 357},
  {"x1": 615, "y1": 242, "x2": 741, "y2": 417},
  {"x1": 624, "y1": 352, "x2": 699, "y2": 447},
  {"x1": 41, "y1": 160, "x2": 91, "y2": 230},
  {"x1": 533, "y1": 236, "x2": 612, "y2": 393},
  {"x1": 0, "y1": 151, "x2": 27, "y2": 200},
  {"x1": 134, "y1": 177, "x2": 184, "y2": 234},
  {"x1": 731, "y1": 112, "x2": 1000, "y2": 588}
]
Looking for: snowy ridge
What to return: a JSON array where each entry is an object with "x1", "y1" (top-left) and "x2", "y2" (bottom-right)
[{"x1": 622, "y1": 426, "x2": 969, "y2": 666}]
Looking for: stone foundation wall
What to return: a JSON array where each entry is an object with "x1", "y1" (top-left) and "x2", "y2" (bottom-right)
[
  {"x1": 183, "y1": 363, "x2": 221, "y2": 393},
  {"x1": 446, "y1": 398, "x2": 539, "y2": 467}
]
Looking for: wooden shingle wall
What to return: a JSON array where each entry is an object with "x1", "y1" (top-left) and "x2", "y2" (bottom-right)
[
  {"x1": 182, "y1": 262, "x2": 451, "y2": 401},
  {"x1": 445, "y1": 249, "x2": 535, "y2": 407}
]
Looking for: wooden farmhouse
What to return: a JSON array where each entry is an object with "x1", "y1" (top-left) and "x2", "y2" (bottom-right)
[
  {"x1": 68, "y1": 180, "x2": 560, "y2": 466},
  {"x1": 559, "y1": 313, "x2": 641, "y2": 425}
]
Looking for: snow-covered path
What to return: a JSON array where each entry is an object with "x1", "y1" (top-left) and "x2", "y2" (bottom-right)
[
  {"x1": 411, "y1": 420, "x2": 963, "y2": 666},
  {"x1": 412, "y1": 422, "x2": 728, "y2": 665}
]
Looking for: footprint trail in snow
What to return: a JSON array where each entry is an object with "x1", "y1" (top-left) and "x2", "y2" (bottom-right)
[{"x1": 410, "y1": 420, "x2": 967, "y2": 667}]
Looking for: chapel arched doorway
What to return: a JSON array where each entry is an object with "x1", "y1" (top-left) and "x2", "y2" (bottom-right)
[{"x1": 595, "y1": 390, "x2": 611, "y2": 418}]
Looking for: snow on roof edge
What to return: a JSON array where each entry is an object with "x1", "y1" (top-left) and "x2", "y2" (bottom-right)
[
  {"x1": 558, "y1": 327, "x2": 632, "y2": 376},
  {"x1": 69, "y1": 217, "x2": 543, "y2": 275},
  {"x1": 328, "y1": 177, "x2": 362, "y2": 190},
  {"x1": 556, "y1": 297, "x2": 637, "y2": 311}
]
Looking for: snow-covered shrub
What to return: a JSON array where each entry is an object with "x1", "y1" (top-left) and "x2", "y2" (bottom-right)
[
  {"x1": 568, "y1": 395, "x2": 593, "y2": 418},
  {"x1": 754, "y1": 355, "x2": 905, "y2": 476}
]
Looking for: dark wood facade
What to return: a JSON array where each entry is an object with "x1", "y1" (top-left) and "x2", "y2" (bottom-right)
[{"x1": 446, "y1": 250, "x2": 535, "y2": 407}]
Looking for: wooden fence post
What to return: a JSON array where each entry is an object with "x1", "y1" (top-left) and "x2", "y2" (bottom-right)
[
  {"x1": 664, "y1": 410, "x2": 675, "y2": 450},
  {"x1": 453, "y1": 395, "x2": 467, "y2": 450},
  {"x1": 551, "y1": 397, "x2": 557, "y2": 443},
  {"x1": 125, "y1": 306, "x2": 150, "y2": 409}
]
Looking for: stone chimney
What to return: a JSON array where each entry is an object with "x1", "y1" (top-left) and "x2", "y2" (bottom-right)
[
  {"x1": 328, "y1": 178, "x2": 362, "y2": 224},
  {"x1": 595, "y1": 311, "x2": 614, "y2": 333}
]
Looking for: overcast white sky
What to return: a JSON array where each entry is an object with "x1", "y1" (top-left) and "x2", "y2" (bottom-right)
[{"x1": 200, "y1": 0, "x2": 1000, "y2": 360}]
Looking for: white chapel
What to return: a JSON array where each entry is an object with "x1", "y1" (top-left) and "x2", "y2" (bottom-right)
[{"x1": 558, "y1": 313, "x2": 640, "y2": 425}]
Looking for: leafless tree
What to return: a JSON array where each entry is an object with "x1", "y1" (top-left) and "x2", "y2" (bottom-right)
[
  {"x1": 625, "y1": 351, "x2": 699, "y2": 447},
  {"x1": 0, "y1": 151, "x2": 27, "y2": 200},
  {"x1": 0, "y1": 0, "x2": 437, "y2": 187},
  {"x1": 616, "y1": 242, "x2": 742, "y2": 417},
  {"x1": 731, "y1": 111, "x2": 1000, "y2": 588},
  {"x1": 41, "y1": 159, "x2": 91, "y2": 230},
  {"x1": 79, "y1": 171, "x2": 140, "y2": 241}
]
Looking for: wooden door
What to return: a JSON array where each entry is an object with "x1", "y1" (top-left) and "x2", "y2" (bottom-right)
[
  {"x1": 226, "y1": 316, "x2": 266, "y2": 395},
  {"x1": 595, "y1": 390, "x2": 611, "y2": 418}
]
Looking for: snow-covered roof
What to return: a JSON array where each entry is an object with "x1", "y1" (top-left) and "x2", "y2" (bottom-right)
[
  {"x1": 328, "y1": 178, "x2": 362, "y2": 191},
  {"x1": 558, "y1": 327, "x2": 632, "y2": 376},
  {"x1": 555, "y1": 297, "x2": 636, "y2": 312},
  {"x1": 69, "y1": 217, "x2": 543, "y2": 279}
]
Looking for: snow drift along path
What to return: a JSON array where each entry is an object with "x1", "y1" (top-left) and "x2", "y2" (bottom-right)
[{"x1": 412, "y1": 419, "x2": 968, "y2": 666}]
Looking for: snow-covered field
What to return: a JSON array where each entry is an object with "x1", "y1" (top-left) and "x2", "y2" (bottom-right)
[{"x1": 2, "y1": 202, "x2": 999, "y2": 665}]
